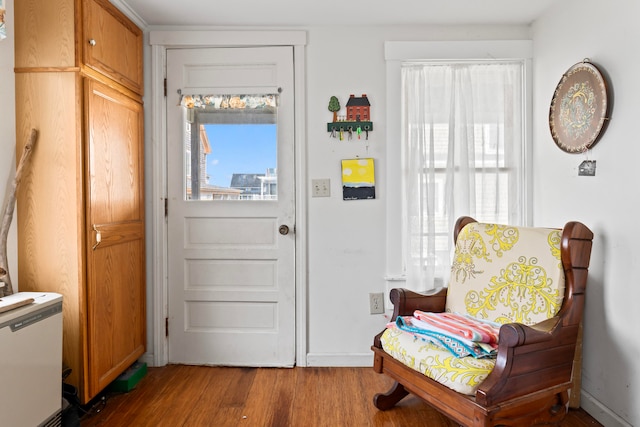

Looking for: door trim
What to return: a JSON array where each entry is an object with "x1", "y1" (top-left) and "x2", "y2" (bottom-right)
[{"x1": 148, "y1": 30, "x2": 308, "y2": 367}]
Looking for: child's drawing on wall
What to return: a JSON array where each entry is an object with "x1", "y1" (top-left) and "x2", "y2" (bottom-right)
[
  {"x1": 342, "y1": 158, "x2": 376, "y2": 200},
  {"x1": 0, "y1": 1, "x2": 6, "y2": 41}
]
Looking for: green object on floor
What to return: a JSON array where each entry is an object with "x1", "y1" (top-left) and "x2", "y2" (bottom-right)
[{"x1": 109, "y1": 362, "x2": 147, "y2": 392}]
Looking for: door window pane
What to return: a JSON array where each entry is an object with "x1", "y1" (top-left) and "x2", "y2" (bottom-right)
[{"x1": 181, "y1": 94, "x2": 278, "y2": 201}]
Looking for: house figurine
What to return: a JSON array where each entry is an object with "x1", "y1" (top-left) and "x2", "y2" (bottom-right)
[
  {"x1": 327, "y1": 93, "x2": 373, "y2": 138},
  {"x1": 346, "y1": 94, "x2": 371, "y2": 122}
]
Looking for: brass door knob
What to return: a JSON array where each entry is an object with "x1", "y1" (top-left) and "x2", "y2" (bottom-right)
[{"x1": 279, "y1": 225, "x2": 290, "y2": 235}]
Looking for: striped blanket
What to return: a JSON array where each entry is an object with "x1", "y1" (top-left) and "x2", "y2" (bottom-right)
[{"x1": 391, "y1": 311, "x2": 501, "y2": 359}]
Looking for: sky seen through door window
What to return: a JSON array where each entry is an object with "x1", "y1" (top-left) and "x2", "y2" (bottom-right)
[{"x1": 204, "y1": 124, "x2": 277, "y2": 188}]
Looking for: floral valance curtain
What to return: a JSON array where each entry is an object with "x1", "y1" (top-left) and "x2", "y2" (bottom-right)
[{"x1": 179, "y1": 94, "x2": 278, "y2": 110}]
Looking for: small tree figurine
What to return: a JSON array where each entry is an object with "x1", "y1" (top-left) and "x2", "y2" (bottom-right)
[{"x1": 328, "y1": 96, "x2": 340, "y2": 122}]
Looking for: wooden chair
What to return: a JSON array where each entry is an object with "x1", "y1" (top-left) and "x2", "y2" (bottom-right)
[{"x1": 372, "y1": 216, "x2": 593, "y2": 426}]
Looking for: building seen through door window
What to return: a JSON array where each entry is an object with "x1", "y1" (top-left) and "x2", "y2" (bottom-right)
[{"x1": 180, "y1": 94, "x2": 278, "y2": 201}]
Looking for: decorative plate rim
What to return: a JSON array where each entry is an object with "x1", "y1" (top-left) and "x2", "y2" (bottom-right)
[{"x1": 549, "y1": 60, "x2": 609, "y2": 153}]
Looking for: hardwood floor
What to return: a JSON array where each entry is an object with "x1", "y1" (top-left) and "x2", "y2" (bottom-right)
[{"x1": 79, "y1": 365, "x2": 603, "y2": 427}]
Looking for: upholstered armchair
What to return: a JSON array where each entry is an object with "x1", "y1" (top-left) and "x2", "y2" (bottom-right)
[{"x1": 372, "y1": 216, "x2": 593, "y2": 426}]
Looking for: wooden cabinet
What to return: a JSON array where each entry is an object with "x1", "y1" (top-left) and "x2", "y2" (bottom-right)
[
  {"x1": 82, "y1": 0, "x2": 143, "y2": 94},
  {"x1": 14, "y1": 0, "x2": 145, "y2": 403}
]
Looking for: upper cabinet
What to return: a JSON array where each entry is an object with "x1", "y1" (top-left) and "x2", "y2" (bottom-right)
[
  {"x1": 15, "y1": 0, "x2": 143, "y2": 96},
  {"x1": 14, "y1": 0, "x2": 76, "y2": 69},
  {"x1": 82, "y1": 0, "x2": 143, "y2": 94}
]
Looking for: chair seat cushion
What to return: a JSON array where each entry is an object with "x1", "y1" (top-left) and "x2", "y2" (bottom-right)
[{"x1": 380, "y1": 326, "x2": 495, "y2": 395}]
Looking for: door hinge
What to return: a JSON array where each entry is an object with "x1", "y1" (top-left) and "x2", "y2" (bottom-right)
[
  {"x1": 164, "y1": 198, "x2": 168, "y2": 217},
  {"x1": 165, "y1": 317, "x2": 169, "y2": 337},
  {"x1": 164, "y1": 78, "x2": 167, "y2": 97}
]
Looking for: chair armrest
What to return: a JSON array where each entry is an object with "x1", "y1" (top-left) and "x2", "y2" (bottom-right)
[
  {"x1": 373, "y1": 287, "x2": 448, "y2": 348},
  {"x1": 389, "y1": 287, "x2": 448, "y2": 320},
  {"x1": 476, "y1": 316, "x2": 577, "y2": 406},
  {"x1": 499, "y1": 317, "x2": 560, "y2": 347}
]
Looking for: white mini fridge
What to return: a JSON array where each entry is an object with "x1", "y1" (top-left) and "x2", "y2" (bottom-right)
[{"x1": 0, "y1": 292, "x2": 63, "y2": 427}]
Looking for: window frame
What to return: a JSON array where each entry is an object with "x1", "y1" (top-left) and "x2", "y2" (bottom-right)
[{"x1": 384, "y1": 40, "x2": 533, "y2": 292}]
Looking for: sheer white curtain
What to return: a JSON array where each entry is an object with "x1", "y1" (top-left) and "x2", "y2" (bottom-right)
[{"x1": 401, "y1": 62, "x2": 524, "y2": 292}]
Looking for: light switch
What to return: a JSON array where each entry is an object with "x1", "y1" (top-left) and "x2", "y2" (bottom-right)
[{"x1": 312, "y1": 179, "x2": 331, "y2": 197}]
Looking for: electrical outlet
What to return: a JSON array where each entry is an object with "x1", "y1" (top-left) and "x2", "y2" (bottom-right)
[
  {"x1": 369, "y1": 292, "x2": 384, "y2": 314},
  {"x1": 311, "y1": 179, "x2": 331, "y2": 197}
]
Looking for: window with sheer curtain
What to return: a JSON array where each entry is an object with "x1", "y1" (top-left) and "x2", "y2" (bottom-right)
[{"x1": 401, "y1": 61, "x2": 526, "y2": 292}]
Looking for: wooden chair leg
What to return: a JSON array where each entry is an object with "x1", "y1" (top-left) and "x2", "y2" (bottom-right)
[
  {"x1": 568, "y1": 322, "x2": 583, "y2": 408},
  {"x1": 373, "y1": 381, "x2": 409, "y2": 410}
]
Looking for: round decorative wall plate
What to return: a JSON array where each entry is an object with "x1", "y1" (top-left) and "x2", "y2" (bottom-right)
[{"x1": 549, "y1": 60, "x2": 610, "y2": 153}]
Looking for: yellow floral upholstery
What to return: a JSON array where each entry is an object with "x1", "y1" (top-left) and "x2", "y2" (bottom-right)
[
  {"x1": 380, "y1": 327, "x2": 496, "y2": 395},
  {"x1": 446, "y1": 222, "x2": 564, "y2": 325},
  {"x1": 381, "y1": 222, "x2": 565, "y2": 395}
]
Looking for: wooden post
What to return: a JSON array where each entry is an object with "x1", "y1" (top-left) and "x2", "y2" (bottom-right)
[{"x1": 0, "y1": 129, "x2": 38, "y2": 296}]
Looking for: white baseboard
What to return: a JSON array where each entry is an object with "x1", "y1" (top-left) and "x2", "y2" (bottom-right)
[
  {"x1": 305, "y1": 353, "x2": 374, "y2": 367},
  {"x1": 580, "y1": 390, "x2": 633, "y2": 427},
  {"x1": 140, "y1": 352, "x2": 156, "y2": 367},
  {"x1": 141, "y1": 352, "x2": 375, "y2": 368}
]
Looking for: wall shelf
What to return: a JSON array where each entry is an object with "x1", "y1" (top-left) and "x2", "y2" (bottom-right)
[{"x1": 327, "y1": 121, "x2": 373, "y2": 132}]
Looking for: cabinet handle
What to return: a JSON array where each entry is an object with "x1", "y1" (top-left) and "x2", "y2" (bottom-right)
[
  {"x1": 88, "y1": 39, "x2": 97, "y2": 46},
  {"x1": 92, "y1": 225, "x2": 101, "y2": 250}
]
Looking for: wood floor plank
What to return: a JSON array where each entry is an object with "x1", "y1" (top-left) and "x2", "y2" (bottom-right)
[
  {"x1": 239, "y1": 368, "x2": 296, "y2": 426},
  {"x1": 79, "y1": 365, "x2": 603, "y2": 427},
  {"x1": 181, "y1": 366, "x2": 253, "y2": 426},
  {"x1": 288, "y1": 367, "x2": 318, "y2": 426},
  {"x1": 135, "y1": 365, "x2": 215, "y2": 426}
]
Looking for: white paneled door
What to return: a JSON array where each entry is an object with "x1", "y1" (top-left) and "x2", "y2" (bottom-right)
[{"x1": 166, "y1": 47, "x2": 295, "y2": 366}]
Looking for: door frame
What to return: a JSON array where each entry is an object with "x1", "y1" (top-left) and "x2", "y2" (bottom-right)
[{"x1": 147, "y1": 30, "x2": 308, "y2": 367}]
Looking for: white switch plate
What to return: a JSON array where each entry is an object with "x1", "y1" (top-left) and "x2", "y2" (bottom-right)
[{"x1": 312, "y1": 179, "x2": 331, "y2": 197}]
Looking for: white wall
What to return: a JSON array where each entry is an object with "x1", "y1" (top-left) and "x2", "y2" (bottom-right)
[
  {"x1": 0, "y1": 0, "x2": 17, "y2": 291},
  {"x1": 303, "y1": 24, "x2": 529, "y2": 364},
  {"x1": 532, "y1": 1, "x2": 639, "y2": 425}
]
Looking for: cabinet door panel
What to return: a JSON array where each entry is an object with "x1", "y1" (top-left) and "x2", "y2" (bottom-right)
[
  {"x1": 83, "y1": 0, "x2": 143, "y2": 94},
  {"x1": 84, "y1": 79, "x2": 145, "y2": 398}
]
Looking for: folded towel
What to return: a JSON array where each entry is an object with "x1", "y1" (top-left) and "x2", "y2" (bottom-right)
[
  {"x1": 393, "y1": 315, "x2": 498, "y2": 359},
  {"x1": 413, "y1": 311, "x2": 500, "y2": 344}
]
